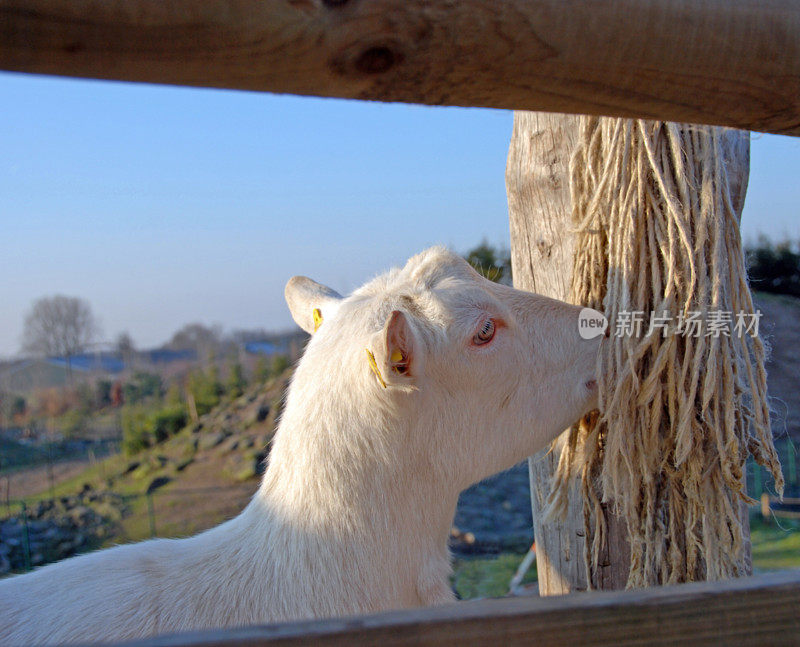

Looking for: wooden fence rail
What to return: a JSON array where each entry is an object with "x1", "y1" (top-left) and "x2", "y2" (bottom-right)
[
  {"x1": 1, "y1": 0, "x2": 799, "y2": 135},
  {"x1": 119, "y1": 570, "x2": 800, "y2": 647}
]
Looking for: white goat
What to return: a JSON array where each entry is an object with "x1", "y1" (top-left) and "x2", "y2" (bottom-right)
[{"x1": 0, "y1": 247, "x2": 601, "y2": 645}]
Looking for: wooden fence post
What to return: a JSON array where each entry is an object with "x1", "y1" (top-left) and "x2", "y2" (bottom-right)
[
  {"x1": 506, "y1": 112, "x2": 627, "y2": 593},
  {"x1": 506, "y1": 112, "x2": 753, "y2": 593},
  {"x1": 506, "y1": 112, "x2": 585, "y2": 594}
]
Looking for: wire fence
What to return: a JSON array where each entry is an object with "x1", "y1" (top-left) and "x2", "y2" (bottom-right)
[
  {"x1": 1, "y1": 438, "x2": 797, "y2": 576},
  {"x1": 0, "y1": 483, "x2": 255, "y2": 575},
  {"x1": 0, "y1": 437, "x2": 120, "y2": 503}
]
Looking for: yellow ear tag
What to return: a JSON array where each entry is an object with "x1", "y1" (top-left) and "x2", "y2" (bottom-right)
[
  {"x1": 365, "y1": 349, "x2": 387, "y2": 389},
  {"x1": 312, "y1": 308, "x2": 323, "y2": 332},
  {"x1": 390, "y1": 349, "x2": 403, "y2": 363}
]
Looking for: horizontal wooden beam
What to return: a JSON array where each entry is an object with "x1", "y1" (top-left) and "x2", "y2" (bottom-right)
[
  {"x1": 1, "y1": 1, "x2": 799, "y2": 135},
  {"x1": 126, "y1": 570, "x2": 800, "y2": 647}
]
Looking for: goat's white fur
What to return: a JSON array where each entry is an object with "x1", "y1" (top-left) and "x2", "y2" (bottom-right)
[{"x1": 0, "y1": 247, "x2": 601, "y2": 645}]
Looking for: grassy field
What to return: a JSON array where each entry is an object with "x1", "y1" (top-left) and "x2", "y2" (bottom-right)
[
  {"x1": 452, "y1": 552, "x2": 537, "y2": 599},
  {"x1": 751, "y1": 515, "x2": 800, "y2": 571},
  {"x1": 3, "y1": 428, "x2": 257, "y2": 547},
  {"x1": 450, "y1": 512, "x2": 800, "y2": 599}
]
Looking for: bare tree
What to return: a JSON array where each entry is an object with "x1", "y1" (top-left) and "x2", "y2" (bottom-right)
[
  {"x1": 115, "y1": 331, "x2": 136, "y2": 368},
  {"x1": 165, "y1": 323, "x2": 222, "y2": 360},
  {"x1": 22, "y1": 295, "x2": 100, "y2": 378}
]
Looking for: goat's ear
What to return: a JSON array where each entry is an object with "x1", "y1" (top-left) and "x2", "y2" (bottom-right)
[
  {"x1": 382, "y1": 310, "x2": 418, "y2": 382},
  {"x1": 285, "y1": 276, "x2": 343, "y2": 334}
]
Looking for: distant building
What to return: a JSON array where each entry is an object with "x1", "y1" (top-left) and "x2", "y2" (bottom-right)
[
  {"x1": 48, "y1": 354, "x2": 126, "y2": 374},
  {"x1": 140, "y1": 349, "x2": 197, "y2": 365},
  {"x1": 243, "y1": 341, "x2": 285, "y2": 356},
  {"x1": 0, "y1": 349, "x2": 199, "y2": 394}
]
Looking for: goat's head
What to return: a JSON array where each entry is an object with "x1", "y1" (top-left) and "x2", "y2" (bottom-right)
[{"x1": 284, "y1": 247, "x2": 602, "y2": 488}]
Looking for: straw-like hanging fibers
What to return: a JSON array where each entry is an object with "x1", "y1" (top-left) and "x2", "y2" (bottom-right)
[{"x1": 548, "y1": 117, "x2": 784, "y2": 588}]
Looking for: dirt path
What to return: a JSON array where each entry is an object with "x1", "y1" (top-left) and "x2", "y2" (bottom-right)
[{"x1": 1, "y1": 458, "x2": 97, "y2": 503}]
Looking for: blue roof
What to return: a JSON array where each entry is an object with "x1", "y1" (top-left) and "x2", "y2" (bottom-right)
[
  {"x1": 144, "y1": 349, "x2": 197, "y2": 364},
  {"x1": 244, "y1": 341, "x2": 284, "y2": 355},
  {"x1": 48, "y1": 354, "x2": 126, "y2": 373}
]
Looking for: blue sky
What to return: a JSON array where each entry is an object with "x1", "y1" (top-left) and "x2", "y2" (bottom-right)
[{"x1": 1, "y1": 72, "x2": 798, "y2": 357}]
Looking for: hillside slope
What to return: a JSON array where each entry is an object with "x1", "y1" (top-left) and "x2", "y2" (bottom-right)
[
  {"x1": 1, "y1": 372, "x2": 290, "y2": 574},
  {"x1": 4, "y1": 294, "x2": 798, "y2": 582}
]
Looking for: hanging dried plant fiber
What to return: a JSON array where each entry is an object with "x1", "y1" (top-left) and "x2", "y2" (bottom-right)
[{"x1": 551, "y1": 117, "x2": 784, "y2": 589}]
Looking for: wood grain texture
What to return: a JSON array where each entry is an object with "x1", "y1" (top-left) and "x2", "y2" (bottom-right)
[
  {"x1": 1, "y1": 0, "x2": 799, "y2": 135},
  {"x1": 120, "y1": 570, "x2": 800, "y2": 647},
  {"x1": 506, "y1": 112, "x2": 630, "y2": 594},
  {"x1": 506, "y1": 112, "x2": 587, "y2": 595}
]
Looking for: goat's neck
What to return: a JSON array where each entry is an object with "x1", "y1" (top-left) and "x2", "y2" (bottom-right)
[{"x1": 253, "y1": 385, "x2": 459, "y2": 608}]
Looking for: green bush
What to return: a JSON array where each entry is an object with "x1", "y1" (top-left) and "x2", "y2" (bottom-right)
[
  {"x1": 226, "y1": 361, "x2": 247, "y2": 399},
  {"x1": 271, "y1": 354, "x2": 290, "y2": 377},
  {"x1": 60, "y1": 408, "x2": 88, "y2": 437},
  {"x1": 150, "y1": 406, "x2": 188, "y2": 443},
  {"x1": 164, "y1": 382, "x2": 184, "y2": 407},
  {"x1": 123, "y1": 372, "x2": 163, "y2": 404},
  {"x1": 253, "y1": 354, "x2": 290, "y2": 384},
  {"x1": 746, "y1": 236, "x2": 800, "y2": 298},
  {"x1": 75, "y1": 382, "x2": 94, "y2": 414},
  {"x1": 121, "y1": 404, "x2": 188, "y2": 454},
  {"x1": 464, "y1": 240, "x2": 512, "y2": 285},
  {"x1": 95, "y1": 379, "x2": 112, "y2": 408},
  {"x1": 121, "y1": 406, "x2": 151, "y2": 455},
  {"x1": 254, "y1": 356, "x2": 270, "y2": 383},
  {"x1": 187, "y1": 368, "x2": 223, "y2": 416}
]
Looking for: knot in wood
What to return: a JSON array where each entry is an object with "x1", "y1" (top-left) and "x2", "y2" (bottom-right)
[
  {"x1": 354, "y1": 46, "x2": 399, "y2": 74},
  {"x1": 536, "y1": 240, "x2": 552, "y2": 258}
]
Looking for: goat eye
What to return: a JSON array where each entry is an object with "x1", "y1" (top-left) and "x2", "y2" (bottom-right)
[{"x1": 473, "y1": 319, "x2": 496, "y2": 345}]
